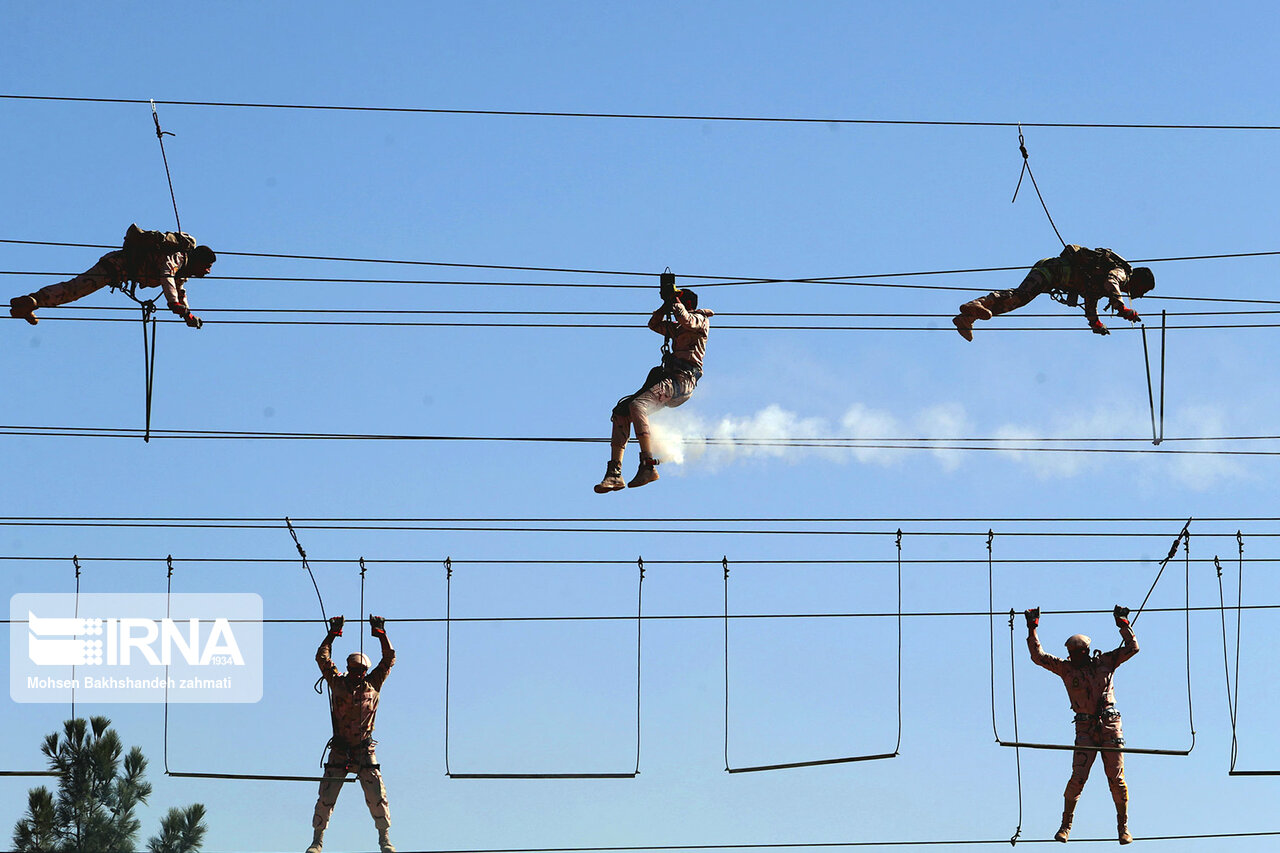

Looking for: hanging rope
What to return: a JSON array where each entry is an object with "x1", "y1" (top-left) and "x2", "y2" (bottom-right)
[
  {"x1": 1005, "y1": 610, "x2": 1024, "y2": 846},
  {"x1": 724, "y1": 536, "x2": 900, "y2": 773},
  {"x1": 163, "y1": 555, "x2": 173, "y2": 774},
  {"x1": 444, "y1": 560, "x2": 642, "y2": 779},
  {"x1": 359, "y1": 557, "x2": 367, "y2": 657},
  {"x1": 1133, "y1": 518, "x2": 1191, "y2": 624},
  {"x1": 1217, "y1": 532, "x2": 1279, "y2": 775},
  {"x1": 140, "y1": 300, "x2": 158, "y2": 442},
  {"x1": 985, "y1": 532, "x2": 1022, "y2": 842},
  {"x1": 1010, "y1": 125, "x2": 1066, "y2": 248},
  {"x1": 1140, "y1": 311, "x2": 1169, "y2": 445},
  {"x1": 150, "y1": 100, "x2": 181, "y2": 233}
]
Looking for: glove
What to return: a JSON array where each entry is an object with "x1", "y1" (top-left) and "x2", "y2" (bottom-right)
[
  {"x1": 369, "y1": 614, "x2": 386, "y2": 636},
  {"x1": 1024, "y1": 607, "x2": 1040, "y2": 630},
  {"x1": 184, "y1": 313, "x2": 203, "y2": 329},
  {"x1": 1114, "y1": 605, "x2": 1131, "y2": 627},
  {"x1": 1117, "y1": 306, "x2": 1140, "y2": 323},
  {"x1": 1090, "y1": 320, "x2": 1110, "y2": 336},
  {"x1": 327, "y1": 615, "x2": 344, "y2": 637}
]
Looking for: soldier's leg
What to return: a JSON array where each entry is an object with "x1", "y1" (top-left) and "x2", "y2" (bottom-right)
[
  {"x1": 626, "y1": 377, "x2": 679, "y2": 487},
  {"x1": 953, "y1": 271, "x2": 1048, "y2": 339},
  {"x1": 308, "y1": 761, "x2": 348, "y2": 852},
  {"x1": 356, "y1": 748, "x2": 394, "y2": 852},
  {"x1": 1057, "y1": 726, "x2": 1098, "y2": 842},
  {"x1": 1100, "y1": 719, "x2": 1131, "y2": 844},
  {"x1": 31, "y1": 256, "x2": 124, "y2": 309}
]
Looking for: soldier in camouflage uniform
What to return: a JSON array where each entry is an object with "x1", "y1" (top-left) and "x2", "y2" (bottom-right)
[
  {"x1": 1025, "y1": 606, "x2": 1139, "y2": 845},
  {"x1": 953, "y1": 245, "x2": 1154, "y2": 341},
  {"x1": 595, "y1": 286, "x2": 713, "y2": 493},
  {"x1": 307, "y1": 615, "x2": 396, "y2": 853},
  {"x1": 9, "y1": 224, "x2": 215, "y2": 327}
]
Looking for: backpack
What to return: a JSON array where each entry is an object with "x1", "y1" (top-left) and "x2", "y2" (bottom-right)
[
  {"x1": 121, "y1": 223, "x2": 197, "y2": 273},
  {"x1": 1059, "y1": 244, "x2": 1132, "y2": 279}
]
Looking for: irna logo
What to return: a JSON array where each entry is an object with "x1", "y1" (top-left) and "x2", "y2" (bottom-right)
[{"x1": 27, "y1": 611, "x2": 245, "y2": 667}]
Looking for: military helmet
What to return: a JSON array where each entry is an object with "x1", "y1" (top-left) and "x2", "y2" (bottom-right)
[
  {"x1": 1125, "y1": 267, "x2": 1155, "y2": 298},
  {"x1": 346, "y1": 652, "x2": 372, "y2": 672},
  {"x1": 677, "y1": 288, "x2": 698, "y2": 310},
  {"x1": 1065, "y1": 634, "x2": 1092, "y2": 653}
]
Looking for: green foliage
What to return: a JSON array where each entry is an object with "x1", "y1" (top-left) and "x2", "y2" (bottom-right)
[{"x1": 11, "y1": 718, "x2": 208, "y2": 853}]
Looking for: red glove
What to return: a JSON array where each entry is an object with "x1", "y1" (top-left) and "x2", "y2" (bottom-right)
[
  {"x1": 1114, "y1": 605, "x2": 1131, "y2": 627},
  {"x1": 1117, "y1": 307, "x2": 1140, "y2": 323},
  {"x1": 1091, "y1": 320, "x2": 1110, "y2": 336},
  {"x1": 327, "y1": 615, "x2": 344, "y2": 637},
  {"x1": 1025, "y1": 608, "x2": 1040, "y2": 629},
  {"x1": 369, "y1": 615, "x2": 386, "y2": 636},
  {"x1": 184, "y1": 313, "x2": 203, "y2": 329}
]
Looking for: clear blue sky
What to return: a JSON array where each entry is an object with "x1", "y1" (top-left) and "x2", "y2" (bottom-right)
[{"x1": 3, "y1": 2, "x2": 1280, "y2": 851}]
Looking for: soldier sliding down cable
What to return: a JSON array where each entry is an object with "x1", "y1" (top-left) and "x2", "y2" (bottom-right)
[
  {"x1": 1025, "y1": 605, "x2": 1139, "y2": 845},
  {"x1": 953, "y1": 246, "x2": 1154, "y2": 341},
  {"x1": 595, "y1": 272, "x2": 713, "y2": 493},
  {"x1": 307, "y1": 615, "x2": 397, "y2": 853},
  {"x1": 9, "y1": 224, "x2": 215, "y2": 328}
]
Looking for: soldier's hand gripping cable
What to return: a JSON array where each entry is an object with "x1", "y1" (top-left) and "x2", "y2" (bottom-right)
[
  {"x1": 308, "y1": 615, "x2": 398, "y2": 853},
  {"x1": 9, "y1": 224, "x2": 215, "y2": 328},
  {"x1": 594, "y1": 271, "x2": 714, "y2": 494},
  {"x1": 951, "y1": 245, "x2": 1154, "y2": 341},
  {"x1": 1026, "y1": 604, "x2": 1139, "y2": 845}
]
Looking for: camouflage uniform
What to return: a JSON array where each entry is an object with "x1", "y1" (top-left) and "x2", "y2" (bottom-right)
[
  {"x1": 1028, "y1": 621, "x2": 1139, "y2": 840},
  {"x1": 610, "y1": 302, "x2": 715, "y2": 451},
  {"x1": 26, "y1": 229, "x2": 199, "y2": 318},
  {"x1": 954, "y1": 245, "x2": 1144, "y2": 338},
  {"x1": 311, "y1": 635, "x2": 395, "y2": 837}
]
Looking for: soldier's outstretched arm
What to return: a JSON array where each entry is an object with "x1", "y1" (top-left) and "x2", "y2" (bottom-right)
[
  {"x1": 1110, "y1": 605, "x2": 1139, "y2": 664},
  {"x1": 1084, "y1": 297, "x2": 1110, "y2": 335},
  {"x1": 368, "y1": 615, "x2": 396, "y2": 687},
  {"x1": 316, "y1": 616, "x2": 343, "y2": 679}
]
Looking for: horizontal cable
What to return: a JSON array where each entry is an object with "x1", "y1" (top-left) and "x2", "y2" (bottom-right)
[
  {"x1": 6, "y1": 94, "x2": 1280, "y2": 131},
  {"x1": 4, "y1": 425, "x2": 1280, "y2": 454},
  {"x1": 4, "y1": 239, "x2": 1278, "y2": 292}
]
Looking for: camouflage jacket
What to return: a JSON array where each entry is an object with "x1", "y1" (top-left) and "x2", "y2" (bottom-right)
[
  {"x1": 1027, "y1": 622, "x2": 1138, "y2": 715},
  {"x1": 108, "y1": 226, "x2": 199, "y2": 316},
  {"x1": 317, "y1": 638, "x2": 395, "y2": 746},
  {"x1": 1031, "y1": 245, "x2": 1133, "y2": 322},
  {"x1": 648, "y1": 303, "x2": 714, "y2": 370}
]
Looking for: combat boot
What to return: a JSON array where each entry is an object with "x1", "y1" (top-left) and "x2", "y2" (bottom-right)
[
  {"x1": 952, "y1": 314, "x2": 974, "y2": 341},
  {"x1": 1053, "y1": 812, "x2": 1072, "y2": 842},
  {"x1": 305, "y1": 827, "x2": 324, "y2": 853},
  {"x1": 378, "y1": 827, "x2": 397, "y2": 852},
  {"x1": 628, "y1": 455, "x2": 660, "y2": 488},
  {"x1": 1116, "y1": 797, "x2": 1131, "y2": 844},
  {"x1": 594, "y1": 461, "x2": 626, "y2": 493},
  {"x1": 9, "y1": 295, "x2": 37, "y2": 325},
  {"x1": 958, "y1": 299, "x2": 994, "y2": 321}
]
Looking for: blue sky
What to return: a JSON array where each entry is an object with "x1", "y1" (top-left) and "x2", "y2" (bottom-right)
[{"x1": 3, "y1": 2, "x2": 1280, "y2": 851}]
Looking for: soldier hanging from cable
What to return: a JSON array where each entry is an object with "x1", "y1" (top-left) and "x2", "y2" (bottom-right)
[
  {"x1": 1025, "y1": 605, "x2": 1139, "y2": 845},
  {"x1": 8, "y1": 224, "x2": 215, "y2": 327},
  {"x1": 952, "y1": 246, "x2": 1154, "y2": 341},
  {"x1": 595, "y1": 273, "x2": 713, "y2": 492},
  {"x1": 307, "y1": 615, "x2": 397, "y2": 853}
]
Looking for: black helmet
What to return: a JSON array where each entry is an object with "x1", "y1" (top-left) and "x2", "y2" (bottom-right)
[
  {"x1": 1125, "y1": 267, "x2": 1154, "y2": 298},
  {"x1": 677, "y1": 288, "x2": 698, "y2": 310},
  {"x1": 188, "y1": 245, "x2": 216, "y2": 268}
]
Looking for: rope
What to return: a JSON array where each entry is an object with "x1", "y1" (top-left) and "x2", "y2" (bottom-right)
[
  {"x1": 11, "y1": 94, "x2": 1280, "y2": 131},
  {"x1": 723, "y1": 537, "x2": 900, "y2": 773},
  {"x1": 140, "y1": 300, "x2": 158, "y2": 442},
  {"x1": 70, "y1": 555, "x2": 80, "y2": 720},
  {"x1": 150, "y1": 100, "x2": 181, "y2": 232},
  {"x1": 1133, "y1": 520, "x2": 1192, "y2": 624},
  {"x1": 443, "y1": 560, "x2": 643, "y2": 779},
  {"x1": 1010, "y1": 126, "x2": 1065, "y2": 248},
  {"x1": 359, "y1": 557, "x2": 366, "y2": 657},
  {"x1": 1005, "y1": 611, "x2": 1023, "y2": 845},
  {"x1": 286, "y1": 517, "x2": 328, "y2": 624}
]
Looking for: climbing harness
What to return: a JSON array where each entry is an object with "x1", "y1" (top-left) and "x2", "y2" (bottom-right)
[
  {"x1": 1011, "y1": 124, "x2": 1067, "y2": 249},
  {"x1": 443, "y1": 557, "x2": 644, "y2": 779},
  {"x1": 724, "y1": 537, "x2": 902, "y2": 773},
  {"x1": 1140, "y1": 311, "x2": 1169, "y2": 445}
]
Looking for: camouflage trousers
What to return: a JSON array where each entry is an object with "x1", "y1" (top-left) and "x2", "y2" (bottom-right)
[
  {"x1": 610, "y1": 365, "x2": 697, "y2": 451},
  {"x1": 1065, "y1": 714, "x2": 1127, "y2": 811},
  {"x1": 31, "y1": 254, "x2": 126, "y2": 309},
  {"x1": 311, "y1": 742, "x2": 391, "y2": 832},
  {"x1": 966, "y1": 267, "x2": 1051, "y2": 317}
]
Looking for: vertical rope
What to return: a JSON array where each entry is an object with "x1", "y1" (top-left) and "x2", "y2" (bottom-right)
[
  {"x1": 987, "y1": 530, "x2": 999, "y2": 741},
  {"x1": 1006, "y1": 610, "x2": 1024, "y2": 845},
  {"x1": 722, "y1": 555, "x2": 730, "y2": 772},
  {"x1": 634, "y1": 557, "x2": 645, "y2": 775},
  {"x1": 70, "y1": 556, "x2": 81, "y2": 720},
  {"x1": 285, "y1": 518, "x2": 327, "y2": 624},
  {"x1": 1232, "y1": 532, "x2": 1244, "y2": 769},
  {"x1": 1010, "y1": 125, "x2": 1066, "y2": 248},
  {"x1": 1141, "y1": 322, "x2": 1158, "y2": 445},
  {"x1": 358, "y1": 557, "x2": 367, "y2": 657},
  {"x1": 443, "y1": 557, "x2": 453, "y2": 776},
  {"x1": 1183, "y1": 531, "x2": 1197, "y2": 751},
  {"x1": 150, "y1": 100, "x2": 182, "y2": 233},
  {"x1": 894, "y1": 530, "x2": 903, "y2": 755},
  {"x1": 163, "y1": 555, "x2": 173, "y2": 774},
  {"x1": 141, "y1": 301, "x2": 158, "y2": 443},
  {"x1": 1215, "y1": 554, "x2": 1239, "y2": 770},
  {"x1": 1159, "y1": 310, "x2": 1168, "y2": 444}
]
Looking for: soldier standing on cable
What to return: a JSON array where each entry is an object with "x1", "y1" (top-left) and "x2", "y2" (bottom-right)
[
  {"x1": 595, "y1": 275, "x2": 713, "y2": 493},
  {"x1": 9, "y1": 224, "x2": 214, "y2": 327},
  {"x1": 1025, "y1": 605, "x2": 1139, "y2": 845},
  {"x1": 952, "y1": 245, "x2": 1154, "y2": 340},
  {"x1": 307, "y1": 615, "x2": 396, "y2": 853}
]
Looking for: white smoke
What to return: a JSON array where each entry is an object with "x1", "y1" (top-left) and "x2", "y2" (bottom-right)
[{"x1": 644, "y1": 400, "x2": 1248, "y2": 489}]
